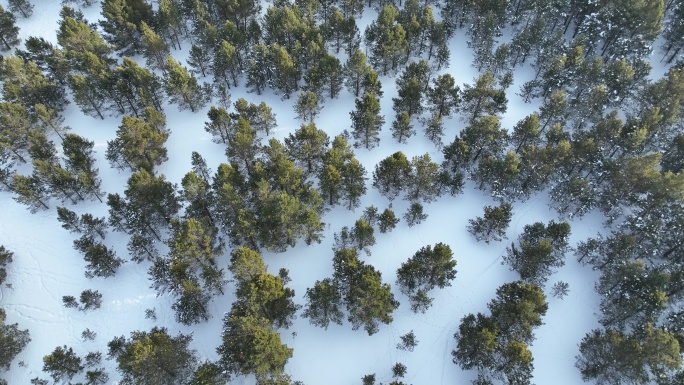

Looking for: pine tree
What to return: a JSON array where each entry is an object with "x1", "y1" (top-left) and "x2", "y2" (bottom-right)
[
  {"x1": 79, "y1": 289, "x2": 102, "y2": 311},
  {"x1": 294, "y1": 91, "x2": 322, "y2": 122},
  {"x1": 186, "y1": 44, "x2": 210, "y2": 78},
  {"x1": 391, "y1": 112, "x2": 414, "y2": 144},
  {"x1": 285, "y1": 122, "x2": 329, "y2": 175},
  {"x1": 373, "y1": 151, "x2": 412, "y2": 200},
  {"x1": 396, "y1": 242, "x2": 456, "y2": 311},
  {"x1": 108, "y1": 327, "x2": 197, "y2": 385},
  {"x1": 8, "y1": 0, "x2": 33, "y2": 18},
  {"x1": 0, "y1": 308, "x2": 30, "y2": 373},
  {"x1": 0, "y1": 5, "x2": 20, "y2": 51},
  {"x1": 140, "y1": 21, "x2": 169, "y2": 71},
  {"x1": 344, "y1": 49, "x2": 370, "y2": 97},
  {"x1": 427, "y1": 73, "x2": 460, "y2": 118},
  {"x1": 106, "y1": 114, "x2": 169, "y2": 172},
  {"x1": 503, "y1": 221, "x2": 571, "y2": 287},
  {"x1": 378, "y1": 208, "x2": 399, "y2": 233},
  {"x1": 42, "y1": 346, "x2": 83, "y2": 383},
  {"x1": 467, "y1": 203, "x2": 513, "y2": 243},
  {"x1": 62, "y1": 133, "x2": 103, "y2": 202},
  {"x1": 404, "y1": 202, "x2": 427, "y2": 227},
  {"x1": 407, "y1": 153, "x2": 440, "y2": 203},
  {"x1": 213, "y1": 40, "x2": 240, "y2": 88},
  {"x1": 164, "y1": 56, "x2": 208, "y2": 112},
  {"x1": 350, "y1": 93, "x2": 384, "y2": 149},
  {"x1": 303, "y1": 278, "x2": 344, "y2": 329}
]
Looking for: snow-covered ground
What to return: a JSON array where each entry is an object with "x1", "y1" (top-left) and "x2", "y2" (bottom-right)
[{"x1": 0, "y1": 1, "x2": 609, "y2": 384}]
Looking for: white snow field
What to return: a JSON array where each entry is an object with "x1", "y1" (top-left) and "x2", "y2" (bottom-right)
[{"x1": 4, "y1": 0, "x2": 659, "y2": 384}]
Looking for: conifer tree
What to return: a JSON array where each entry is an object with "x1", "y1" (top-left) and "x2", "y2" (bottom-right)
[
  {"x1": 106, "y1": 113, "x2": 169, "y2": 172},
  {"x1": 8, "y1": 0, "x2": 33, "y2": 18},
  {"x1": 467, "y1": 203, "x2": 513, "y2": 244},
  {"x1": 350, "y1": 93, "x2": 384, "y2": 149},
  {"x1": 0, "y1": 5, "x2": 19, "y2": 51},
  {"x1": 164, "y1": 56, "x2": 208, "y2": 112}
]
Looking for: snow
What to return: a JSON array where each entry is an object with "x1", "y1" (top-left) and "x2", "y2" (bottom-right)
[{"x1": 0, "y1": 1, "x2": 621, "y2": 384}]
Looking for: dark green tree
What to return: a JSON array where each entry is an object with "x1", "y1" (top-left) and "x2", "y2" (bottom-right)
[
  {"x1": 42, "y1": 345, "x2": 83, "y2": 383},
  {"x1": 294, "y1": 91, "x2": 321, "y2": 122},
  {"x1": 378, "y1": 208, "x2": 400, "y2": 233},
  {"x1": 0, "y1": 5, "x2": 19, "y2": 51},
  {"x1": 396, "y1": 243, "x2": 457, "y2": 311},
  {"x1": 302, "y1": 278, "x2": 344, "y2": 329},
  {"x1": 350, "y1": 92, "x2": 384, "y2": 149},
  {"x1": 8, "y1": 0, "x2": 33, "y2": 18},
  {"x1": 164, "y1": 56, "x2": 208, "y2": 112},
  {"x1": 373, "y1": 151, "x2": 412, "y2": 200},
  {"x1": 391, "y1": 111, "x2": 414, "y2": 144},
  {"x1": 0, "y1": 305, "x2": 30, "y2": 373},
  {"x1": 106, "y1": 113, "x2": 169, "y2": 172},
  {"x1": 285, "y1": 122, "x2": 329, "y2": 175},
  {"x1": 108, "y1": 327, "x2": 197, "y2": 385},
  {"x1": 404, "y1": 202, "x2": 427, "y2": 227},
  {"x1": 467, "y1": 203, "x2": 513, "y2": 243},
  {"x1": 503, "y1": 221, "x2": 571, "y2": 286}
]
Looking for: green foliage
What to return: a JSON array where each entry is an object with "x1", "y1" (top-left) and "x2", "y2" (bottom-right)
[
  {"x1": 577, "y1": 325, "x2": 682, "y2": 385},
  {"x1": 302, "y1": 278, "x2": 344, "y2": 329},
  {"x1": 108, "y1": 327, "x2": 197, "y2": 385},
  {"x1": 217, "y1": 313, "x2": 293, "y2": 379},
  {"x1": 467, "y1": 203, "x2": 513, "y2": 243},
  {"x1": 396, "y1": 243, "x2": 457, "y2": 312},
  {"x1": 0, "y1": 246, "x2": 14, "y2": 286},
  {"x1": 42, "y1": 346, "x2": 83, "y2": 382},
  {"x1": 397, "y1": 330, "x2": 418, "y2": 351},
  {"x1": 164, "y1": 56, "x2": 208, "y2": 112},
  {"x1": 404, "y1": 202, "x2": 427, "y2": 227},
  {"x1": 106, "y1": 113, "x2": 169, "y2": 172},
  {"x1": 350, "y1": 92, "x2": 384, "y2": 149},
  {"x1": 0, "y1": 307, "x2": 30, "y2": 372},
  {"x1": 0, "y1": 5, "x2": 20, "y2": 51},
  {"x1": 504, "y1": 221, "x2": 571, "y2": 286}
]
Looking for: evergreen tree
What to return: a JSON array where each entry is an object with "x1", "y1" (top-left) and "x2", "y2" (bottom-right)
[
  {"x1": 0, "y1": 5, "x2": 20, "y2": 51},
  {"x1": 140, "y1": 21, "x2": 169, "y2": 71},
  {"x1": 344, "y1": 49, "x2": 371, "y2": 97},
  {"x1": 217, "y1": 313, "x2": 293, "y2": 379},
  {"x1": 108, "y1": 327, "x2": 197, "y2": 385},
  {"x1": 285, "y1": 122, "x2": 329, "y2": 175},
  {"x1": 407, "y1": 153, "x2": 440, "y2": 203},
  {"x1": 106, "y1": 114, "x2": 169, "y2": 172},
  {"x1": 75, "y1": 237, "x2": 123, "y2": 278},
  {"x1": 427, "y1": 73, "x2": 460, "y2": 118},
  {"x1": 186, "y1": 44, "x2": 210, "y2": 78},
  {"x1": 294, "y1": 91, "x2": 322, "y2": 122},
  {"x1": 391, "y1": 111, "x2": 414, "y2": 144},
  {"x1": 213, "y1": 40, "x2": 240, "y2": 88},
  {"x1": 396, "y1": 242, "x2": 457, "y2": 311},
  {"x1": 79, "y1": 289, "x2": 102, "y2": 311},
  {"x1": 504, "y1": 221, "x2": 571, "y2": 287},
  {"x1": 0, "y1": 304, "x2": 30, "y2": 372},
  {"x1": 596, "y1": 260, "x2": 669, "y2": 330},
  {"x1": 350, "y1": 93, "x2": 384, "y2": 149},
  {"x1": 42, "y1": 346, "x2": 83, "y2": 383},
  {"x1": 460, "y1": 72, "x2": 507, "y2": 123},
  {"x1": 99, "y1": 0, "x2": 154, "y2": 55},
  {"x1": 373, "y1": 151, "x2": 412, "y2": 200},
  {"x1": 577, "y1": 325, "x2": 682, "y2": 385},
  {"x1": 303, "y1": 278, "x2": 344, "y2": 329},
  {"x1": 378, "y1": 208, "x2": 400, "y2": 233},
  {"x1": 467, "y1": 203, "x2": 513, "y2": 243},
  {"x1": 62, "y1": 133, "x2": 103, "y2": 202},
  {"x1": 404, "y1": 202, "x2": 427, "y2": 227},
  {"x1": 8, "y1": 0, "x2": 33, "y2": 18},
  {"x1": 164, "y1": 56, "x2": 208, "y2": 112}
]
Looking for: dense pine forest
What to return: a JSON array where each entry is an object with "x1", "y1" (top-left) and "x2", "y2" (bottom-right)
[{"x1": 1, "y1": 0, "x2": 684, "y2": 384}]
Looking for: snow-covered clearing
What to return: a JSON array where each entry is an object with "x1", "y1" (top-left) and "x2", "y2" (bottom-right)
[{"x1": 0, "y1": 1, "x2": 633, "y2": 384}]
